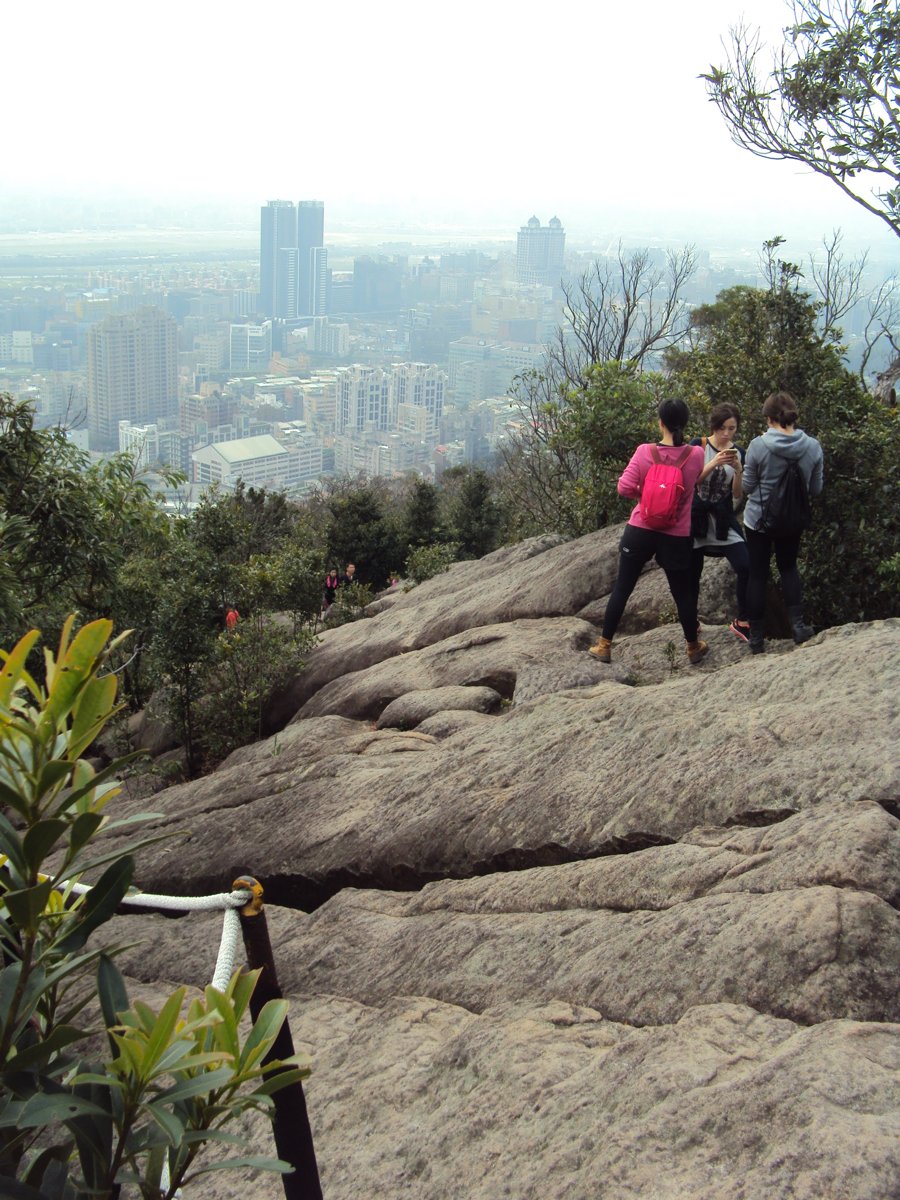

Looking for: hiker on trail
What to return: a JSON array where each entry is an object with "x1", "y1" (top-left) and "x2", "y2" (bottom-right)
[
  {"x1": 742, "y1": 391, "x2": 824, "y2": 655},
  {"x1": 322, "y1": 568, "x2": 340, "y2": 612},
  {"x1": 225, "y1": 605, "x2": 240, "y2": 630},
  {"x1": 340, "y1": 562, "x2": 357, "y2": 589},
  {"x1": 689, "y1": 402, "x2": 751, "y2": 645},
  {"x1": 587, "y1": 398, "x2": 708, "y2": 667}
]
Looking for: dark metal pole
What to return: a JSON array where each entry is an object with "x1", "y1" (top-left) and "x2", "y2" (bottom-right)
[{"x1": 233, "y1": 876, "x2": 323, "y2": 1200}]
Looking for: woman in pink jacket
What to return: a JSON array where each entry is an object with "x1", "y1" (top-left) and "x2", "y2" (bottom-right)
[{"x1": 588, "y1": 398, "x2": 711, "y2": 666}]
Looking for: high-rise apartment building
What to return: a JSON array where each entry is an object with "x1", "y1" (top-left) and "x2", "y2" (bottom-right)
[
  {"x1": 391, "y1": 363, "x2": 445, "y2": 439},
  {"x1": 87, "y1": 307, "x2": 178, "y2": 449},
  {"x1": 516, "y1": 215, "x2": 565, "y2": 288},
  {"x1": 336, "y1": 365, "x2": 390, "y2": 433},
  {"x1": 259, "y1": 200, "x2": 326, "y2": 319}
]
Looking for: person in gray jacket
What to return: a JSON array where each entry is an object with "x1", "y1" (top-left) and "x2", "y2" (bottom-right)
[{"x1": 742, "y1": 391, "x2": 824, "y2": 653}]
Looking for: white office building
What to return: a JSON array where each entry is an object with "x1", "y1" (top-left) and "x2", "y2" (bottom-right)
[{"x1": 192, "y1": 433, "x2": 322, "y2": 492}]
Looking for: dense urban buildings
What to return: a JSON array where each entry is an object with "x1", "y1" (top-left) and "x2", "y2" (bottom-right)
[{"x1": 7, "y1": 201, "x2": 852, "y2": 504}]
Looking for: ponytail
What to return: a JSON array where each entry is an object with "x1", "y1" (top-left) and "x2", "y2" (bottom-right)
[{"x1": 658, "y1": 398, "x2": 690, "y2": 446}]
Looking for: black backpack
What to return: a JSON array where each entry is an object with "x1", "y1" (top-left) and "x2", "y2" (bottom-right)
[{"x1": 757, "y1": 460, "x2": 811, "y2": 536}]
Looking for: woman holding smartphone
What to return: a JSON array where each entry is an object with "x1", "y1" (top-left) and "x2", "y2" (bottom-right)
[{"x1": 689, "y1": 403, "x2": 751, "y2": 643}]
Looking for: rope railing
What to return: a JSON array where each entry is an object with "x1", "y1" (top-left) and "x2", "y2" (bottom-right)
[{"x1": 60, "y1": 875, "x2": 322, "y2": 1200}]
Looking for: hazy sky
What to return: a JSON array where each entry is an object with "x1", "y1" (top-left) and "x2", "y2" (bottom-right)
[{"x1": 5, "y1": 0, "x2": 898, "y2": 253}]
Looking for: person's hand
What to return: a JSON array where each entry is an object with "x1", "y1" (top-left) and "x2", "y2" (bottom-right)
[{"x1": 714, "y1": 449, "x2": 736, "y2": 467}]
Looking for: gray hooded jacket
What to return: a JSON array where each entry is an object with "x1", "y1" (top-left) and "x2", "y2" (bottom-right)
[{"x1": 742, "y1": 428, "x2": 824, "y2": 532}]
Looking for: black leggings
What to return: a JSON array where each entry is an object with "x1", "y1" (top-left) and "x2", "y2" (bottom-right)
[
  {"x1": 745, "y1": 527, "x2": 803, "y2": 619},
  {"x1": 690, "y1": 541, "x2": 750, "y2": 621},
  {"x1": 602, "y1": 525, "x2": 698, "y2": 642}
]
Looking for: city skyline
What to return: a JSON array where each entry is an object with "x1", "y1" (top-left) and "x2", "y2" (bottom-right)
[{"x1": 5, "y1": 0, "x2": 899, "y2": 260}]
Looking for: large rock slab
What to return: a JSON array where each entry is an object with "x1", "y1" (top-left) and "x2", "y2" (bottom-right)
[
  {"x1": 107, "y1": 799, "x2": 899, "y2": 1029},
  {"x1": 106, "y1": 972, "x2": 900, "y2": 1200},
  {"x1": 116, "y1": 621, "x2": 899, "y2": 903}
]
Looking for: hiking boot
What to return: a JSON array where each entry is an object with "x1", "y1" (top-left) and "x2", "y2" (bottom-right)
[
  {"x1": 749, "y1": 621, "x2": 765, "y2": 655},
  {"x1": 787, "y1": 606, "x2": 815, "y2": 645},
  {"x1": 729, "y1": 618, "x2": 751, "y2": 644},
  {"x1": 685, "y1": 638, "x2": 709, "y2": 665},
  {"x1": 588, "y1": 636, "x2": 613, "y2": 663}
]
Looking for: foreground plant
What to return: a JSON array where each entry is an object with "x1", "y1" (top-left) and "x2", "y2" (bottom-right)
[{"x1": 0, "y1": 617, "x2": 309, "y2": 1198}]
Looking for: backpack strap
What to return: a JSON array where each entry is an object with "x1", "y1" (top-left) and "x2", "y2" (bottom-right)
[
  {"x1": 650, "y1": 445, "x2": 692, "y2": 466},
  {"x1": 701, "y1": 436, "x2": 708, "y2": 449}
]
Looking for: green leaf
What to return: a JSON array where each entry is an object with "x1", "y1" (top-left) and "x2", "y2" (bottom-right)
[
  {"x1": 54, "y1": 753, "x2": 143, "y2": 814},
  {"x1": 67, "y1": 810, "x2": 105, "y2": 858},
  {"x1": 140, "y1": 987, "x2": 187, "y2": 1076},
  {"x1": 0, "y1": 629, "x2": 41, "y2": 707},
  {"x1": 5, "y1": 1023, "x2": 85, "y2": 1071},
  {"x1": 239, "y1": 998, "x2": 288, "y2": 1069},
  {"x1": 22, "y1": 818, "x2": 69, "y2": 875},
  {"x1": 56, "y1": 856, "x2": 133, "y2": 953},
  {"x1": 34, "y1": 761, "x2": 74, "y2": 801},
  {"x1": 0, "y1": 778, "x2": 32, "y2": 822},
  {"x1": 41, "y1": 619, "x2": 113, "y2": 734},
  {"x1": 0, "y1": 811, "x2": 27, "y2": 874},
  {"x1": 154, "y1": 1066, "x2": 235, "y2": 1104},
  {"x1": 145, "y1": 1100, "x2": 186, "y2": 1145},
  {"x1": 16, "y1": 1091, "x2": 108, "y2": 1128},
  {"x1": 188, "y1": 1155, "x2": 294, "y2": 1177},
  {"x1": 69, "y1": 674, "x2": 118, "y2": 759},
  {"x1": 97, "y1": 953, "x2": 130, "y2": 1034},
  {"x1": 4, "y1": 879, "x2": 53, "y2": 931}
]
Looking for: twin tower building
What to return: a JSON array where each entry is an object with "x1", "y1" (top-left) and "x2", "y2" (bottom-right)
[{"x1": 259, "y1": 199, "x2": 326, "y2": 321}]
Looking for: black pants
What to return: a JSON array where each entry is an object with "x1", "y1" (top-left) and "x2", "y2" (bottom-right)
[
  {"x1": 602, "y1": 525, "x2": 698, "y2": 642},
  {"x1": 745, "y1": 527, "x2": 803, "y2": 619},
  {"x1": 690, "y1": 540, "x2": 750, "y2": 621}
]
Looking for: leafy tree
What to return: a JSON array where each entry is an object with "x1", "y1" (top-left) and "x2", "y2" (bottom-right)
[
  {"x1": 325, "y1": 485, "x2": 403, "y2": 590},
  {"x1": 146, "y1": 552, "x2": 221, "y2": 777},
  {"x1": 0, "y1": 618, "x2": 308, "y2": 1196},
  {"x1": 0, "y1": 394, "x2": 178, "y2": 653},
  {"x1": 399, "y1": 477, "x2": 445, "y2": 553},
  {"x1": 446, "y1": 467, "x2": 503, "y2": 559},
  {"x1": 703, "y1": 0, "x2": 900, "y2": 239},
  {"x1": 668, "y1": 260, "x2": 899, "y2": 625},
  {"x1": 498, "y1": 364, "x2": 661, "y2": 539}
]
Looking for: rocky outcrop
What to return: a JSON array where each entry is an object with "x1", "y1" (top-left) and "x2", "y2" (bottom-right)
[
  {"x1": 95, "y1": 530, "x2": 899, "y2": 1199},
  {"x1": 265, "y1": 527, "x2": 736, "y2": 728}
]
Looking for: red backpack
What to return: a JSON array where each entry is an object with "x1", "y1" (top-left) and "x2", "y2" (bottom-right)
[{"x1": 639, "y1": 445, "x2": 692, "y2": 529}]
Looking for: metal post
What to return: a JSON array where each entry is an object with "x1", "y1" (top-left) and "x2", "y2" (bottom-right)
[{"x1": 233, "y1": 876, "x2": 323, "y2": 1200}]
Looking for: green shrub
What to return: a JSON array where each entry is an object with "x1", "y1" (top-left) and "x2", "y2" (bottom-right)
[
  {"x1": 0, "y1": 617, "x2": 308, "y2": 1197},
  {"x1": 405, "y1": 542, "x2": 460, "y2": 584}
]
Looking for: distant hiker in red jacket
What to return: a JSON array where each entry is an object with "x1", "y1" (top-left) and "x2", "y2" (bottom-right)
[{"x1": 225, "y1": 606, "x2": 240, "y2": 630}]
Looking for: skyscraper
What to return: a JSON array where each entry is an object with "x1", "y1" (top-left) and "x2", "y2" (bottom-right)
[
  {"x1": 87, "y1": 307, "x2": 178, "y2": 449},
  {"x1": 516, "y1": 215, "x2": 566, "y2": 288},
  {"x1": 298, "y1": 201, "x2": 326, "y2": 316},
  {"x1": 259, "y1": 200, "x2": 326, "y2": 319}
]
